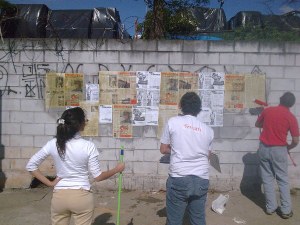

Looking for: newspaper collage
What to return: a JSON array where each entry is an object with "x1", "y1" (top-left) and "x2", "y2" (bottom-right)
[{"x1": 45, "y1": 71, "x2": 265, "y2": 138}]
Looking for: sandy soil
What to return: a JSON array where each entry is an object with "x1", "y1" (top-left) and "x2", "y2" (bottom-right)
[{"x1": 0, "y1": 187, "x2": 300, "y2": 225}]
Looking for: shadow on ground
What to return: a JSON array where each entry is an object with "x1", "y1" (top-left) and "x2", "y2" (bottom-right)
[{"x1": 240, "y1": 152, "x2": 265, "y2": 211}]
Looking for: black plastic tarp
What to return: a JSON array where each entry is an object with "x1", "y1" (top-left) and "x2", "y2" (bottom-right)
[
  {"x1": 91, "y1": 7, "x2": 121, "y2": 39},
  {"x1": 46, "y1": 9, "x2": 93, "y2": 38},
  {"x1": 0, "y1": 4, "x2": 49, "y2": 38},
  {"x1": 190, "y1": 7, "x2": 227, "y2": 32},
  {"x1": 228, "y1": 11, "x2": 263, "y2": 30},
  {"x1": 263, "y1": 10, "x2": 300, "y2": 31}
]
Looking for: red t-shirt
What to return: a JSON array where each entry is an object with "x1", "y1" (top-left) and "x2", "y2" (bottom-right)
[{"x1": 257, "y1": 105, "x2": 299, "y2": 146}]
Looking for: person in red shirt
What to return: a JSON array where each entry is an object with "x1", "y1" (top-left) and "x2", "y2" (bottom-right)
[{"x1": 255, "y1": 92, "x2": 299, "y2": 219}]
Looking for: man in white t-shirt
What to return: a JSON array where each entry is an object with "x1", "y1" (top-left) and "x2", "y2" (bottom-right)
[{"x1": 160, "y1": 92, "x2": 214, "y2": 225}]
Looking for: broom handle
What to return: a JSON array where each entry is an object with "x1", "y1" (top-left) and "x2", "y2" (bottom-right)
[{"x1": 117, "y1": 146, "x2": 124, "y2": 225}]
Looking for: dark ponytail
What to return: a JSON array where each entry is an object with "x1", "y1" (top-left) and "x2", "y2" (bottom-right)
[{"x1": 56, "y1": 107, "x2": 85, "y2": 159}]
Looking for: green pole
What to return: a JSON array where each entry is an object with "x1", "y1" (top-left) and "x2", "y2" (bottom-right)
[{"x1": 117, "y1": 145, "x2": 124, "y2": 225}]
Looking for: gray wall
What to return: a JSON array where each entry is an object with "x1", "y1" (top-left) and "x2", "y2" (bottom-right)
[{"x1": 0, "y1": 39, "x2": 300, "y2": 191}]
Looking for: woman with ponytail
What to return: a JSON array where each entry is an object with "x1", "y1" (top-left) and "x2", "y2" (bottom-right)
[{"x1": 26, "y1": 107, "x2": 125, "y2": 225}]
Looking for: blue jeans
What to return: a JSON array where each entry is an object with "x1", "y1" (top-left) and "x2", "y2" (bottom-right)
[
  {"x1": 166, "y1": 175, "x2": 209, "y2": 225},
  {"x1": 258, "y1": 143, "x2": 292, "y2": 214}
]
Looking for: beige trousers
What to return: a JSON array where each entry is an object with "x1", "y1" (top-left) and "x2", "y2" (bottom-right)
[{"x1": 51, "y1": 189, "x2": 94, "y2": 225}]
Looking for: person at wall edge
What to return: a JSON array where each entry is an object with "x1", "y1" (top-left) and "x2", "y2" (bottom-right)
[
  {"x1": 255, "y1": 92, "x2": 299, "y2": 219},
  {"x1": 160, "y1": 92, "x2": 214, "y2": 225},
  {"x1": 26, "y1": 107, "x2": 125, "y2": 225}
]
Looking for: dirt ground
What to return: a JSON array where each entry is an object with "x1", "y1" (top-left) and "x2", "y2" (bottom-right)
[{"x1": 0, "y1": 187, "x2": 300, "y2": 225}]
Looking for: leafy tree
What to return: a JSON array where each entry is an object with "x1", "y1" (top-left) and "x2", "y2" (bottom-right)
[{"x1": 142, "y1": 0, "x2": 209, "y2": 39}]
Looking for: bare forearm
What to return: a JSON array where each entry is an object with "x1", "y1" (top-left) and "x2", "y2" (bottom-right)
[
  {"x1": 30, "y1": 170, "x2": 54, "y2": 187},
  {"x1": 94, "y1": 162, "x2": 125, "y2": 182},
  {"x1": 288, "y1": 137, "x2": 299, "y2": 151}
]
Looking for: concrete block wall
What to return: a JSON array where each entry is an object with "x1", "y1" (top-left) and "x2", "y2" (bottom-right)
[{"x1": 0, "y1": 39, "x2": 299, "y2": 191}]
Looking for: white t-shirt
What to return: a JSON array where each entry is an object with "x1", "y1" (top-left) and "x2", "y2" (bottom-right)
[
  {"x1": 160, "y1": 115, "x2": 214, "y2": 179},
  {"x1": 26, "y1": 134, "x2": 102, "y2": 190}
]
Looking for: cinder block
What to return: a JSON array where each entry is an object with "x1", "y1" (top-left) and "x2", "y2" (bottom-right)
[
  {"x1": 169, "y1": 52, "x2": 194, "y2": 65},
  {"x1": 235, "y1": 41, "x2": 259, "y2": 53},
  {"x1": 296, "y1": 55, "x2": 300, "y2": 66},
  {"x1": 100, "y1": 149, "x2": 119, "y2": 161},
  {"x1": 133, "y1": 138, "x2": 159, "y2": 149},
  {"x1": 220, "y1": 53, "x2": 244, "y2": 65},
  {"x1": 285, "y1": 42, "x2": 300, "y2": 53},
  {"x1": 219, "y1": 127, "x2": 251, "y2": 139},
  {"x1": 132, "y1": 40, "x2": 157, "y2": 51},
  {"x1": 284, "y1": 67, "x2": 300, "y2": 78},
  {"x1": 233, "y1": 115, "x2": 257, "y2": 127},
  {"x1": 45, "y1": 123, "x2": 56, "y2": 136},
  {"x1": 143, "y1": 126, "x2": 157, "y2": 138},
  {"x1": 4, "y1": 147, "x2": 21, "y2": 158},
  {"x1": 259, "y1": 42, "x2": 284, "y2": 53},
  {"x1": 2, "y1": 123, "x2": 21, "y2": 135},
  {"x1": 94, "y1": 51, "x2": 119, "y2": 63},
  {"x1": 270, "y1": 78, "x2": 295, "y2": 90},
  {"x1": 158, "y1": 40, "x2": 182, "y2": 51},
  {"x1": 3, "y1": 171, "x2": 32, "y2": 188},
  {"x1": 183, "y1": 40, "x2": 208, "y2": 52},
  {"x1": 44, "y1": 50, "x2": 69, "y2": 63},
  {"x1": 213, "y1": 140, "x2": 233, "y2": 151},
  {"x1": 34, "y1": 136, "x2": 52, "y2": 148},
  {"x1": 20, "y1": 51, "x2": 44, "y2": 62},
  {"x1": 120, "y1": 51, "x2": 144, "y2": 63},
  {"x1": 1, "y1": 135, "x2": 10, "y2": 146},
  {"x1": 10, "y1": 159, "x2": 28, "y2": 170},
  {"x1": 107, "y1": 39, "x2": 132, "y2": 51},
  {"x1": 233, "y1": 140, "x2": 260, "y2": 152},
  {"x1": 133, "y1": 161, "x2": 158, "y2": 174},
  {"x1": 1, "y1": 159, "x2": 11, "y2": 170},
  {"x1": 209, "y1": 41, "x2": 234, "y2": 52},
  {"x1": 144, "y1": 52, "x2": 169, "y2": 64},
  {"x1": 1, "y1": 111, "x2": 10, "y2": 122},
  {"x1": 69, "y1": 51, "x2": 94, "y2": 63},
  {"x1": 245, "y1": 53, "x2": 270, "y2": 65},
  {"x1": 21, "y1": 124, "x2": 44, "y2": 135},
  {"x1": 157, "y1": 162, "x2": 169, "y2": 175},
  {"x1": 195, "y1": 53, "x2": 219, "y2": 65},
  {"x1": 2, "y1": 99, "x2": 20, "y2": 111},
  {"x1": 143, "y1": 150, "x2": 161, "y2": 162},
  {"x1": 21, "y1": 99, "x2": 44, "y2": 111},
  {"x1": 259, "y1": 66, "x2": 284, "y2": 78},
  {"x1": 10, "y1": 135, "x2": 33, "y2": 147},
  {"x1": 270, "y1": 54, "x2": 295, "y2": 66},
  {"x1": 11, "y1": 111, "x2": 34, "y2": 123},
  {"x1": 20, "y1": 147, "x2": 38, "y2": 159}
]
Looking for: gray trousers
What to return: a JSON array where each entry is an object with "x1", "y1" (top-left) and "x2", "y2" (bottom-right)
[{"x1": 258, "y1": 143, "x2": 292, "y2": 214}]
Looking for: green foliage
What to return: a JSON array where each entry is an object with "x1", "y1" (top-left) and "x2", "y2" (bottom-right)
[
  {"x1": 0, "y1": 0, "x2": 14, "y2": 9},
  {"x1": 142, "y1": 0, "x2": 209, "y2": 39},
  {"x1": 221, "y1": 24, "x2": 300, "y2": 41}
]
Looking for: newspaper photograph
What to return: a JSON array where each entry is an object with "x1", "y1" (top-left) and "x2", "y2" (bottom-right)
[
  {"x1": 64, "y1": 73, "x2": 84, "y2": 106},
  {"x1": 113, "y1": 104, "x2": 133, "y2": 138},
  {"x1": 157, "y1": 104, "x2": 179, "y2": 138},
  {"x1": 199, "y1": 90, "x2": 224, "y2": 126},
  {"x1": 199, "y1": 72, "x2": 225, "y2": 90},
  {"x1": 132, "y1": 106, "x2": 146, "y2": 126},
  {"x1": 178, "y1": 72, "x2": 199, "y2": 101},
  {"x1": 99, "y1": 71, "x2": 118, "y2": 105},
  {"x1": 45, "y1": 72, "x2": 65, "y2": 108},
  {"x1": 99, "y1": 105, "x2": 113, "y2": 124},
  {"x1": 86, "y1": 83, "x2": 99, "y2": 101},
  {"x1": 224, "y1": 74, "x2": 246, "y2": 111},
  {"x1": 160, "y1": 72, "x2": 179, "y2": 105},
  {"x1": 79, "y1": 101, "x2": 99, "y2": 137}
]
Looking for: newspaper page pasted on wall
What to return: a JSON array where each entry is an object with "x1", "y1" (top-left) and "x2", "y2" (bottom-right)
[
  {"x1": 113, "y1": 104, "x2": 133, "y2": 138},
  {"x1": 134, "y1": 71, "x2": 161, "y2": 126},
  {"x1": 198, "y1": 72, "x2": 225, "y2": 127},
  {"x1": 79, "y1": 101, "x2": 99, "y2": 136},
  {"x1": 64, "y1": 73, "x2": 84, "y2": 107},
  {"x1": 45, "y1": 72, "x2": 65, "y2": 109}
]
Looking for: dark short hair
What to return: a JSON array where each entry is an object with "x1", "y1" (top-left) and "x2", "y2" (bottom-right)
[
  {"x1": 180, "y1": 92, "x2": 202, "y2": 116},
  {"x1": 280, "y1": 92, "x2": 296, "y2": 108}
]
